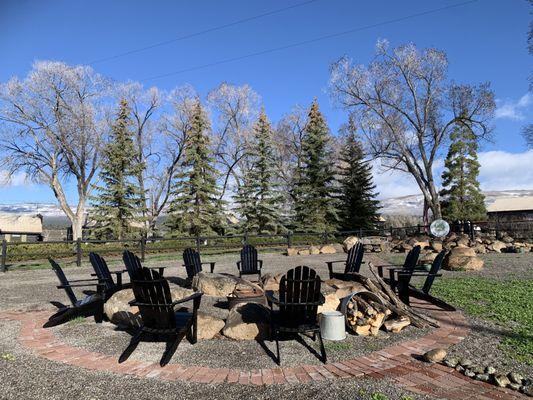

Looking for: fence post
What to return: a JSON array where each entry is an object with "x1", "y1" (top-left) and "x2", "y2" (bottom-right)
[
  {"x1": 359, "y1": 228, "x2": 363, "y2": 238},
  {"x1": 196, "y1": 234, "x2": 201, "y2": 253},
  {"x1": 322, "y1": 231, "x2": 328, "y2": 245},
  {"x1": 140, "y1": 236, "x2": 146, "y2": 262},
  {"x1": 286, "y1": 231, "x2": 292, "y2": 248},
  {"x1": 76, "y1": 238, "x2": 82, "y2": 267},
  {"x1": 1, "y1": 240, "x2": 6, "y2": 272}
]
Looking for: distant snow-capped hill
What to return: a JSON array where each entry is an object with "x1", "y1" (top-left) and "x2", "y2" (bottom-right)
[
  {"x1": 0, "y1": 203, "x2": 71, "y2": 216},
  {"x1": 379, "y1": 190, "x2": 533, "y2": 216}
]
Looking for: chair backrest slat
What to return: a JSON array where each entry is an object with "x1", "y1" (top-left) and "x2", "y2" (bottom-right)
[
  {"x1": 344, "y1": 242, "x2": 364, "y2": 274},
  {"x1": 279, "y1": 266, "x2": 321, "y2": 326},
  {"x1": 399, "y1": 245, "x2": 422, "y2": 286},
  {"x1": 49, "y1": 258, "x2": 78, "y2": 306},
  {"x1": 89, "y1": 252, "x2": 114, "y2": 291},
  {"x1": 183, "y1": 248, "x2": 202, "y2": 278},
  {"x1": 123, "y1": 250, "x2": 143, "y2": 280},
  {"x1": 422, "y1": 250, "x2": 446, "y2": 294},
  {"x1": 131, "y1": 268, "x2": 175, "y2": 330},
  {"x1": 240, "y1": 244, "x2": 259, "y2": 273}
]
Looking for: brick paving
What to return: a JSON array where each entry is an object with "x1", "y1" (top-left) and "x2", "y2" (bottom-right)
[{"x1": 0, "y1": 299, "x2": 527, "y2": 399}]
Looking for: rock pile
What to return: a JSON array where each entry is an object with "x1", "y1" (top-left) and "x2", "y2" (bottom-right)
[{"x1": 422, "y1": 349, "x2": 533, "y2": 395}]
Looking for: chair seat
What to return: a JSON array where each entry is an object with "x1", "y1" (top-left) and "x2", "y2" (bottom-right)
[
  {"x1": 329, "y1": 272, "x2": 359, "y2": 281},
  {"x1": 270, "y1": 311, "x2": 319, "y2": 333}
]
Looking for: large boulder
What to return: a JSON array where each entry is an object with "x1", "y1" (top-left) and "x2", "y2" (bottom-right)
[
  {"x1": 489, "y1": 241, "x2": 507, "y2": 253},
  {"x1": 430, "y1": 240, "x2": 443, "y2": 252},
  {"x1": 320, "y1": 244, "x2": 337, "y2": 254},
  {"x1": 192, "y1": 272, "x2": 255, "y2": 297},
  {"x1": 222, "y1": 303, "x2": 270, "y2": 340},
  {"x1": 260, "y1": 272, "x2": 284, "y2": 292},
  {"x1": 286, "y1": 247, "x2": 299, "y2": 256},
  {"x1": 309, "y1": 245, "x2": 320, "y2": 255},
  {"x1": 104, "y1": 286, "x2": 194, "y2": 328},
  {"x1": 197, "y1": 312, "x2": 225, "y2": 340},
  {"x1": 443, "y1": 247, "x2": 484, "y2": 271},
  {"x1": 418, "y1": 252, "x2": 437, "y2": 266},
  {"x1": 324, "y1": 278, "x2": 366, "y2": 299},
  {"x1": 343, "y1": 236, "x2": 359, "y2": 252}
]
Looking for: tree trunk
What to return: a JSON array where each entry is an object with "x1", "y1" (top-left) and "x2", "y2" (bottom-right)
[{"x1": 70, "y1": 215, "x2": 84, "y2": 241}]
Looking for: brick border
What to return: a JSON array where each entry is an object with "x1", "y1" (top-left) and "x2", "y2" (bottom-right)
[{"x1": 0, "y1": 300, "x2": 526, "y2": 399}]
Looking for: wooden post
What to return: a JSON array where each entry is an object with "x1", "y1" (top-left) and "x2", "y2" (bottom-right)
[
  {"x1": 195, "y1": 235, "x2": 201, "y2": 253},
  {"x1": 287, "y1": 231, "x2": 292, "y2": 248},
  {"x1": 244, "y1": 231, "x2": 249, "y2": 245},
  {"x1": 1, "y1": 240, "x2": 7, "y2": 273},
  {"x1": 76, "y1": 238, "x2": 82, "y2": 267},
  {"x1": 140, "y1": 236, "x2": 146, "y2": 262}
]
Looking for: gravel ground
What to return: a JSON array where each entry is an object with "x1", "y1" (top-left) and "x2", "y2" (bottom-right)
[{"x1": 0, "y1": 250, "x2": 435, "y2": 400}]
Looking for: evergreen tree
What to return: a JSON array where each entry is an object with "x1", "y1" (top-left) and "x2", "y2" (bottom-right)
[
  {"x1": 440, "y1": 120, "x2": 486, "y2": 221},
  {"x1": 337, "y1": 129, "x2": 380, "y2": 231},
  {"x1": 234, "y1": 110, "x2": 284, "y2": 234},
  {"x1": 167, "y1": 100, "x2": 222, "y2": 236},
  {"x1": 293, "y1": 100, "x2": 338, "y2": 232},
  {"x1": 91, "y1": 99, "x2": 145, "y2": 239}
]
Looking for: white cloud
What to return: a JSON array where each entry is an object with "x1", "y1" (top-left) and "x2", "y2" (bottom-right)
[
  {"x1": 0, "y1": 171, "x2": 31, "y2": 187},
  {"x1": 477, "y1": 150, "x2": 533, "y2": 191},
  {"x1": 372, "y1": 150, "x2": 533, "y2": 199},
  {"x1": 494, "y1": 93, "x2": 532, "y2": 120}
]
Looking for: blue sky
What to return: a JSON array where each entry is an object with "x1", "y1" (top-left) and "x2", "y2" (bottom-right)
[{"x1": 0, "y1": 0, "x2": 532, "y2": 203}]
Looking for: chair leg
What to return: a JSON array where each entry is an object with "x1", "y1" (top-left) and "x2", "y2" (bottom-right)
[
  {"x1": 317, "y1": 330, "x2": 327, "y2": 364},
  {"x1": 119, "y1": 329, "x2": 143, "y2": 363},
  {"x1": 94, "y1": 304, "x2": 104, "y2": 324},
  {"x1": 160, "y1": 336, "x2": 181, "y2": 367},
  {"x1": 275, "y1": 336, "x2": 280, "y2": 366}
]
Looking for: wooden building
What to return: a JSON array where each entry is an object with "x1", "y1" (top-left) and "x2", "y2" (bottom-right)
[
  {"x1": 486, "y1": 197, "x2": 533, "y2": 221},
  {"x1": 0, "y1": 214, "x2": 43, "y2": 242}
]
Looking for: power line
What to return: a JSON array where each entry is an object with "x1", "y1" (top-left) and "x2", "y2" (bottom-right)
[
  {"x1": 87, "y1": 0, "x2": 322, "y2": 65},
  {"x1": 142, "y1": 0, "x2": 478, "y2": 82}
]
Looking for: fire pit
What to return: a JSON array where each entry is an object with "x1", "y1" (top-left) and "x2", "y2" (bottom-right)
[{"x1": 227, "y1": 286, "x2": 266, "y2": 309}]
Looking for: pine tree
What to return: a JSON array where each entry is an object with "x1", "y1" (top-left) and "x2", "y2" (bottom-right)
[
  {"x1": 91, "y1": 99, "x2": 145, "y2": 239},
  {"x1": 234, "y1": 110, "x2": 284, "y2": 234},
  {"x1": 293, "y1": 100, "x2": 338, "y2": 232},
  {"x1": 337, "y1": 129, "x2": 380, "y2": 231},
  {"x1": 167, "y1": 100, "x2": 222, "y2": 236},
  {"x1": 440, "y1": 120, "x2": 486, "y2": 221}
]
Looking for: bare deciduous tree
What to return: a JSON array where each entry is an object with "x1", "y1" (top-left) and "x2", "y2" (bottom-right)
[
  {"x1": 207, "y1": 83, "x2": 260, "y2": 201},
  {"x1": 329, "y1": 40, "x2": 495, "y2": 220},
  {"x1": 0, "y1": 61, "x2": 109, "y2": 239}
]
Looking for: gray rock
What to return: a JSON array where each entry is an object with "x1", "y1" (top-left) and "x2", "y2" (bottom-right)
[
  {"x1": 485, "y1": 366, "x2": 496, "y2": 375},
  {"x1": 493, "y1": 374, "x2": 511, "y2": 388},
  {"x1": 443, "y1": 357, "x2": 458, "y2": 368},
  {"x1": 464, "y1": 369, "x2": 476, "y2": 378},
  {"x1": 459, "y1": 358, "x2": 473, "y2": 368},
  {"x1": 423, "y1": 348, "x2": 447, "y2": 363},
  {"x1": 508, "y1": 383, "x2": 521, "y2": 391},
  {"x1": 475, "y1": 374, "x2": 490, "y2": 382},
  {"x1": 471, "y1": 365, "x2": 484, "y2": 375},
  {"x1": 508, "y1": 372, "x2": 524, "y2": 385},
  {"x1": 455, "y1": 365, "x2": 465, "y2": 373},
  {"x1": 521, "y1": 385, "x2": 533, "y2": 396}
]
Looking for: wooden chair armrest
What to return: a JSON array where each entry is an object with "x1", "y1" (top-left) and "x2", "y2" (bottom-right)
[
  {"x1": 326, "y1": 260, "x2": 345, "y2": 264},
  {"x1": 58, "y1": 282, "x2": 106, "y2": 289},
  {"x1": 68, "y1": 278, "x2": 102, "y2": 282},
  {"x1": 398, "y1": 272, "x2": 442, "y2": 277},
  {"x1": 201, "y1": 262, "x2": 216, "y2": 273},
  {"x1": 171, "y1": 292, "x2": 203, "y2": 307}
]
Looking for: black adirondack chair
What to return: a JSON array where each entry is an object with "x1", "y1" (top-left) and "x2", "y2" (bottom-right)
[
  {"x1": 376, "y1": 245, "x2": 421, "y2": 290},
  {"x1": 237, "y1": 244, "x2": 263, "y2": 280},
  {"x1": 118, "y1": 267, "x2": 202, "y2": 367},
  {"x1": 396, "y1": 250, "x2": 449, "y2": 308},
  {"x1": 43, "y1": 258, "x2": 105, "y2": 328},
  {"x1": 182, "y1": 248, "x2": 215, "y2": 279},
  {"x1": 89, "y1": 252, "x2": 129, "y2": 296},
  {"x1": 266, "y1": 266, "x2": 327, "y2": 365},
  {"x1": 326, "y1": 242, "x2": 365, "y2": 280},
  {"x1": 123, "y1": 250, "x2": 165, "y2": 280}
]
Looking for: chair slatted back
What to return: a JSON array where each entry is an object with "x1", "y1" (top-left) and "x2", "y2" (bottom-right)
[
  {"x1": 49, "y1": 258, "x2": 78, "y2": 306},
  {"x1": 123, "y1": 250, "x2": 143, "y2": 280},
  {"x1": 344, "y1": 242, "x2": 364, "y2": 274},
  {"x1": 240, "y1": 244, "x2": 259, "y2": 274},
  {"x1": 422, "y1": 250, "x2": 446, "y2": 294},
  {"x1": 131, "y1": 267, "x2": 175, "y2": 330},
  {"x1": 404, "y1": 245, "x2": 421, "y2": 270},
  {"x1": 183, "y1": 248, "x2": 202, "y2": 279},
  {"x1": 279, "y1": 266, "x2": 321, "y2": 326},
  {"x1": 89, "y1": 252, "x2": 114, "y2": 291}
]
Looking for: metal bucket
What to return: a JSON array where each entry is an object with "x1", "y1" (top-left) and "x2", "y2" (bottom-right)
[{"x1": 319, "y1": 311, "x2": 346, "y2": 341}]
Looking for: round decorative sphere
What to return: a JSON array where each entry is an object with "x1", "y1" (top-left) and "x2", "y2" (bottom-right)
[{"x1": 430, "y1": 219, "x2": 450, "y2": 238}]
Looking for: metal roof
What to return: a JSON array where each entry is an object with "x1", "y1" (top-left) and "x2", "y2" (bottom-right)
[{"x1": 486, "y1": 197, "x2": 533, "y2": 213}]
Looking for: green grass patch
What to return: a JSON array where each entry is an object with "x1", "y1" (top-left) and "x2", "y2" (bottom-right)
[{"x1": 432, "y1": 277, "x2": 533, "y2": 364}]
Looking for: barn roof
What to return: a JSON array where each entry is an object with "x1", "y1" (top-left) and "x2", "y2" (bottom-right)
[
  {"x1": 487, "y1": 197, "x2": 533, "y2": 213},
  {"x1": 0, "y1": 214, "x2": 43, "y2": 234}
]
